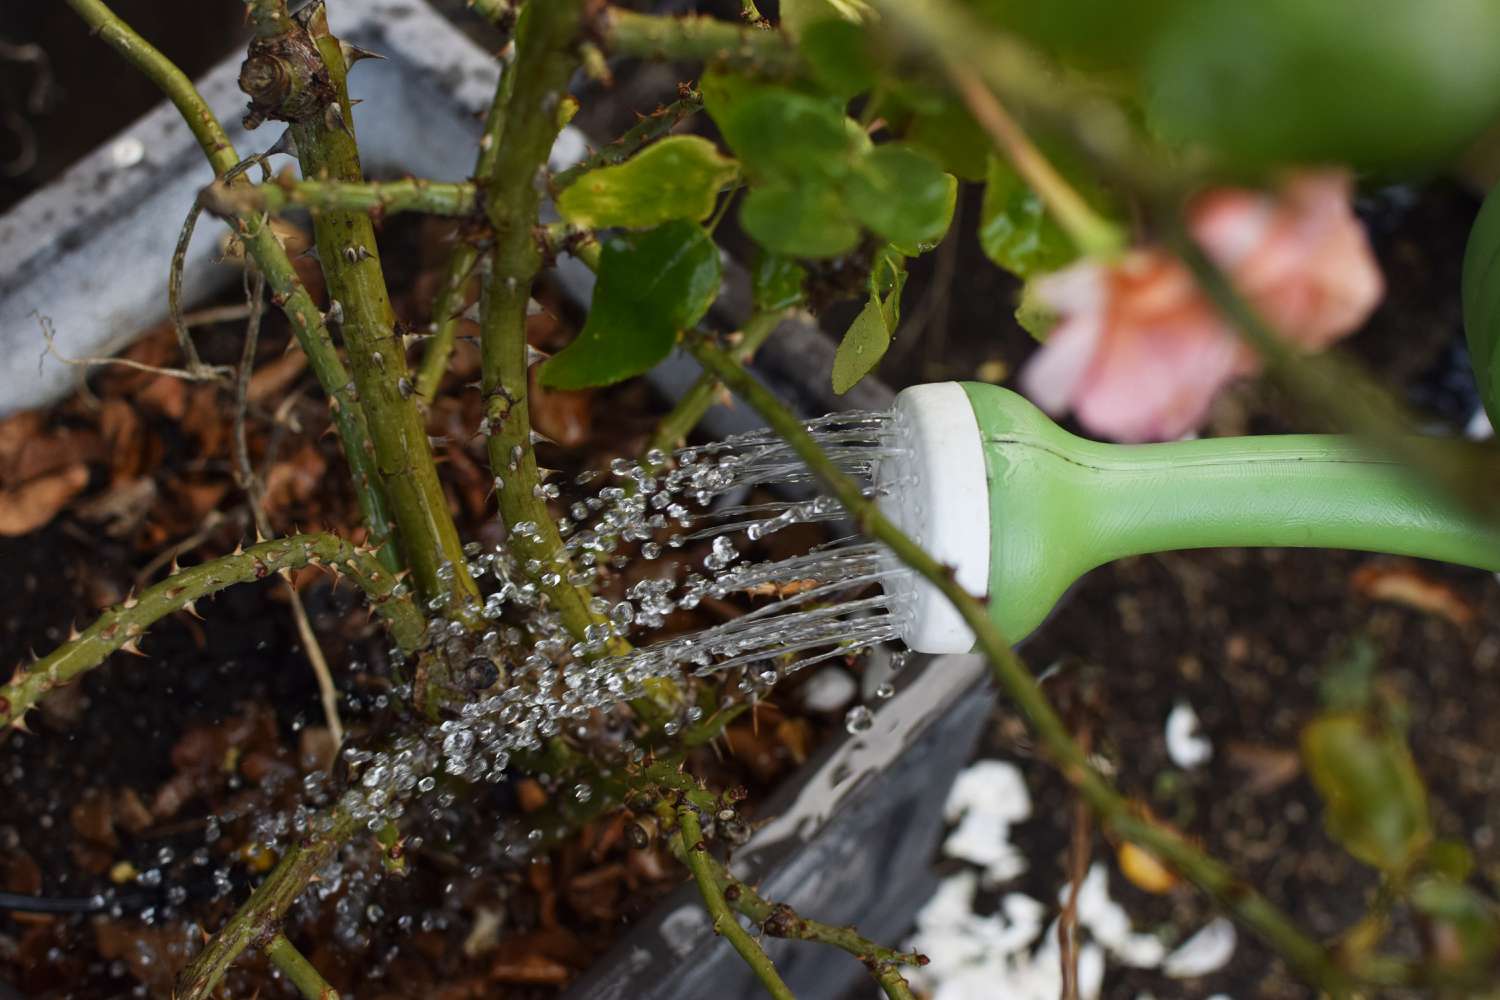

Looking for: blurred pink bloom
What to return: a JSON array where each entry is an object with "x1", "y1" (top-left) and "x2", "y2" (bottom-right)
[{"x1": 1020, "y1": 171, "x2": 1384, "y2": 442}]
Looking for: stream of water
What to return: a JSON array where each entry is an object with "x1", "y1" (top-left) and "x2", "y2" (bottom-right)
[{"x1": 334, "y1": 408, "x2": 914, "y2": 834}]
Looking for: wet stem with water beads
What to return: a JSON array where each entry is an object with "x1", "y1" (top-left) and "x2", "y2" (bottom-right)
[{"x1": 11, "y1": 0, "x2": 1500, "y2": 996}]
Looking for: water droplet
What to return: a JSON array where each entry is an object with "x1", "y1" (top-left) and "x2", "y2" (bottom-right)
[{"x1": 844, "y1": 705, "x2": 874, "y2": 734}]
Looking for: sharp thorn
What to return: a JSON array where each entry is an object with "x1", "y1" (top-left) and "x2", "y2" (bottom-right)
[
  {"x1": 526, "y1": 298, "x2": 545, "y2": 316},
  {"x1": 525, "y1": 344, "x2": 551, "y2": 366},
  {"x1": 340, "y1": 41, "x2": 387, "y2": 68},
  {"x1": 182, "y1": 600, "x2": 204, "y2": 620},
  {"x1": 529, "y1": 429, "x2": 556, "y2": 447},
  {"x1": 265, "y1": 129, "x2": 297, "y2": 158},
  {"x1": 324, "y1": 102, "x2": 351, "y2": 136},
  {"x1": 119, "y1": 638, "x2": 147, "y2": 657}
]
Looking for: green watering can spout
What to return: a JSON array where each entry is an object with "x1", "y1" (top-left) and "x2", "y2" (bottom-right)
[{"x1": 873, "y1": 382, "x2": 1500, "y2": 654}]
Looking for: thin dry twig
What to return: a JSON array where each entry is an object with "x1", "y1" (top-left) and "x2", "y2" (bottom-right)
[
  {"x1": 36, "y1": 313, "x2": 227, "y2": 382},
  {"x1": 1059, "y1": 720, "x2": 1094, "y2": 1000}
]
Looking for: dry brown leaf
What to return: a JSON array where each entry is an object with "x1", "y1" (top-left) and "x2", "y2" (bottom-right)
[
  {"x1": 72, "y1": 476, "x2": 156, "y2": 537},
  {"x1": 264, "y1": 441, "x2": 328, "y2": 513},
  {"x1": 1351, "y1": 560, "x2": 1475, "y2": 626},
  {"x1": 99, "y1": 398, "x2": 145, "y2": 481},
  {"x1": 0, "y1": 463, "x2": 88, "y2": 535},
  {"x1": 246, "y1": 350, "x2": 308, "y2": 404},
  {"x1": 528, "y1": 370, "x2": 593, "y2": 448},
  {"x1": 135, "y1": 374, "x2": 187, "y2": 420},
  {"x1": 1226, "y1": 740, "x2": 1303, "y2": 796},
  {"x1": 0, "y1": 410, "x2": 43, "y2": 470}
]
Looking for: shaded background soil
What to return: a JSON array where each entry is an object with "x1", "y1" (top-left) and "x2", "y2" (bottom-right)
[{"x1": 3, "y1": 3, "x2": 1500, "y2": 999}]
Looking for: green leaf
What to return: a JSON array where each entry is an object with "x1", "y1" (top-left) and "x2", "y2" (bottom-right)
[
  {"x1": 904, "y1": 97, "x2": 991, "y2": 182},
  {"x1": 540, "y1": 222, "x2": 722, "y2": 389},
  {"x1": 556, "y1": 136, "x2": 738, "y2": 229},
  {"x1": 712, "y1": 86, "x2": 871, "y2": 183},
  {"x1": 832, "y1": 297, "x2": 891, "y2": 395},
  {"x1": 842, "y1": 144, "x2": 957, "y2": 250},
  {"x1": 1462, "y1": 182, "x2": 1500, "y2": 431},
  {"x1": 1014, "y1": 279, "x2": 1058, "y2": 341},
  {"x1": 1410, "y1": 879, "x2": 1500, "y2": 975},
  {"x1": 1301, "y1": 710, "x2": 1432, "y2": 874},
  {"x1": 798, "y1": 18, "x2": 877, "y2": 98},
  {"x1": 752, "y1": 251, "x2": 808, "y2": 311},
  {"x1": 740, "y1": 183, "x2": 861, "y2": 258},
  {"x1": 780, "y1": 0, "x2": 871, "y2": 39},
  {"x1": 979, "y1": 154, "x2": 1076, "y2": 279},
  {"x1": 1143, "y1": 0, "x2": 1500, "y2": 169},
  {"x1": 832, "y1": 252, "x2": 906, "y2": 394}
]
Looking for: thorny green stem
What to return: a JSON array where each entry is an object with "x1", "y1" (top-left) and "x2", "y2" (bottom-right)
[
  {"x1": 600, "y1": 8, "x2": 802, "y2": 76},
  {"x1": 65, "y1": 0, "x2": 399, "y2": 574},
  {"x1": 264, "y1": 933, "x2": 336, "y2": 1000},
  {"x1": 551, "y1": 91, "x2": 703, "y2": 190},
  {"x1": 285, "y1": 6, "x2": 481, "y2": 616},
  {"x1": 541, "y1": 220, "x2": 601, "y2": 270},
  {"x1": 416, "y1": 16, "x2": 519, "y2": 406},
  {"x1": 1, "y1": 534, "x2": 424, "y2": 730},
  {"x1": 675, "y1": 804, "x2": 797, "y2": 1000},
  {"x1": 202, "y1": 176, "x2": 479, "y2": 219},
  {"x1": 178, "y1": 805, "x2": 359, "y2": 1000},
  {"x1": 656, "y1": 799, "x2": 922, "y2": 1000},
  {"x1": 415, "y1": 242, "x2": 483, "y2": 402},
  {"x1": 687, "y1": 337, "x2": 1362, "y2": 997},
  {"x1": 646, "y1": 309, "x2": 787, "y2": 459},
  {"x1": 477, "y1": 0, "x2": 617, "y2": 647}
]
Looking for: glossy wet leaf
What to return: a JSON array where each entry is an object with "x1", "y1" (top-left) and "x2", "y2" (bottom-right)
[
  {"x1": 1462, "y1": 181, "x2": 1500, "y2": 430},
  {"x1": 831, "y1": 297, "x2": 890, "y2": 396},
  {"x1": 832, "y1": 252, "x2": 906, "y2": 394},
  {"x1": 842, "y1": 144, "x2": 957, "y2": 249},
  {"x1": 752, "y1": 251, "x2": 808, "y2": 311},
  {"x1": 540, "y1": 222, "x2": 722, "y2": 389},
  {"x1": 712, "y1": 86, "x2": 870, "y2": 183},
  {"x1": 1300, "y1": 710, "x2": 1431, "y2": 874},
  {"x1": 1144, "y1": 0, "x2": 1500, "y2": 169},
  {"x1": 798, "y1": 18, "x2": 877, "y2": 98},
  {"x1": 740, "y1": 182, "x2": 861, "y2": 259},
  {"x1": 556, "y1": 136, "x2": 738, "y2": 229},
  {"x1": 1411, "y1": 879, "x2": 1500, "y2": 975},
  {"x1": 979, "y1": 155, "x2": 1076, "y2": 280}
]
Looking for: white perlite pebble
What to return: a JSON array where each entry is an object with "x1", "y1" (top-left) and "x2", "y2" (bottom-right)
[
  {"x1": 1166, "y1": 701, "x2": 1213, "y2": 769},
  {"x1": 110, "y1": 136, "x2": 145, "y2": 168},
  {"x1": 798, "y1": 666, "x2": 857, "y2": 713},
  {"x1": 1163, "y1": 917, "x2": 1237, "y2": 978},
  {"x1": 941, "y1": 759, "x2": 1033, "y2": 884}
]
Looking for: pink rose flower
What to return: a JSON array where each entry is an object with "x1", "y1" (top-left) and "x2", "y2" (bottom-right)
[{"x1": 1020, "y1": 171, "x2": 1384, "y2": 442}]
